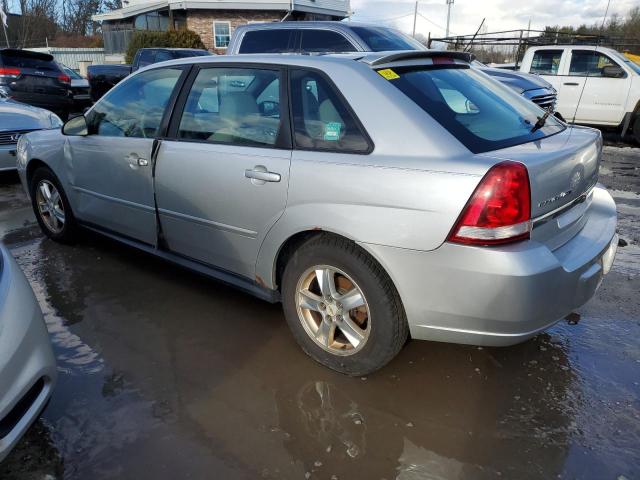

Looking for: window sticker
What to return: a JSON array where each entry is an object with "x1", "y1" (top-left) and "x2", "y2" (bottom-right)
[
  {"x1": 324, "y1": 122, "x2": 343, "y2": 141},
  {"x1": 377, "y1": 69, "x2": 400, "y2": 80}
]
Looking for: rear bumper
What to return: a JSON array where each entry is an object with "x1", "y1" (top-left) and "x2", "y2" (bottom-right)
[
  {"x1": 0, "y1": 245, "x2": 56, "y2": 462},
  {"x1": 363, "y1": 186, "x2": 618, "y2": 347}
]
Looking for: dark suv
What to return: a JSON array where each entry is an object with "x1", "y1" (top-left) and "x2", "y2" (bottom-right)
[{"x1": 0, "y1": 49, "x2": 73, "y2": 119}]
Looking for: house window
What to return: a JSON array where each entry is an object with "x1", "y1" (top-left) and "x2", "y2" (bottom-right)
[{"x1": 214, "y1": 22, "x2": 231, "y2": 49}]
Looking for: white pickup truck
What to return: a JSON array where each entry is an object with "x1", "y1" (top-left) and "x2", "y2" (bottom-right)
[{"x1": 520, "y1": 45, "x2": 640, "y2": 142}]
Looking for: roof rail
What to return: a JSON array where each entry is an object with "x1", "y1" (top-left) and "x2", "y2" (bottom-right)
[{"x1": 367, "y1": 50, "x2": 474, "y2": 66}]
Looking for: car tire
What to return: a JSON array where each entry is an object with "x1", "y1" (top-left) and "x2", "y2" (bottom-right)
[
  {"x1": 30, "y1": 167, "x2": 78, "y2": 243},
  {"x1": 281, "y1": 234, "x2": 408, "y2": 376},
  {"x1": 633, "y1": 114, "x2": 640, "y2": 145}
]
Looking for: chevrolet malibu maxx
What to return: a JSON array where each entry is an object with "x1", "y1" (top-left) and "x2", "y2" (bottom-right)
[{"x1": 16, "y1": 51, "x2": 618, "y2": 375}]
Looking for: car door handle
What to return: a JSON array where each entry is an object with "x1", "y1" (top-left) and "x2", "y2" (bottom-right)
[
  {"x1": 563, "y1": 82, "x2": 580, "y2": 86},
  {"x1": 125, "y1": 153, "x2": 149, "y2": 167},
  {"x1": 245, "y1": 167, "x2": 281, "y2": 183}
]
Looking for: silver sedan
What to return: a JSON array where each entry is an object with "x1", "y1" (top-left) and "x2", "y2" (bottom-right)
[
  {"x1": 16, "y1": 51, "x2": 618, "y2": 375},
  {"x1": 0, "y1": 242, "x2": 57, "y2": 462},
  {"x1": 0, "y1": 98, "x2": 62, "y2": 171}
]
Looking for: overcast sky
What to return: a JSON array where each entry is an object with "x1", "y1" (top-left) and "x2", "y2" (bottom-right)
[{"x1": 350, "y1": 0, "x2": 638, "y2": 37}]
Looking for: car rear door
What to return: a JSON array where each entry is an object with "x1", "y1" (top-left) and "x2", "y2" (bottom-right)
[
  {"x1": 526, "y1": 48, "x2": 569, "y2": 115},
  {"x1": 67, "y1": 66, "x2": 188, "y2": 245},
  {"x1": 154, "y1": 65, "x2": 291, "y2": 278}
]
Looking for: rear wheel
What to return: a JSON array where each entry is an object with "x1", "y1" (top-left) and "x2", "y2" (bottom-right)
[
  {"x1": 30, "y1": 167, "x2": 78, "y2": 243},
  {"x1": 281, "y1": 235, "x2": 408, "y2": 376}
]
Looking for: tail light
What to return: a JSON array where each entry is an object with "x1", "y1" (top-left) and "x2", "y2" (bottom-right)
[
  {"x1": 0, "y1": 67, "x2": 21, "y2": 79},
  {"x1": 448, "y1": 161, "x2": 531, "y2": 246},
  {"x1": 58, "y1": 73, "x2": 71, "y2": 84}
]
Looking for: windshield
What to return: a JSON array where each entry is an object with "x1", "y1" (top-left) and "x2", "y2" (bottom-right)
[
  {"x1": 382, "y1": 65, "x2": 565, "y2": 154},
  {"x1": 611, "y1": 51, "x2": 640, "y2": 75},
  {"x1": 61, "y1": 65, "x2": 83, "y2": 79},
  {"x1": 350, "y1": 26, "x2": 425, "y2": 52}
]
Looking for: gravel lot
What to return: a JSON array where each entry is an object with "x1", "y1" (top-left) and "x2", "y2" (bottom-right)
[{"x1": 0, "y1": 143, "x2": 638, "y2": 480}]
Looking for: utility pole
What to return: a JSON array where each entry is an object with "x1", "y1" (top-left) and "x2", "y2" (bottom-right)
[
  {"x1": 445, "y1": 0, "x2": 454, "y2": 38},
  {"x1": 412, "y1": 1, "x2": 418, "y2": 38}
]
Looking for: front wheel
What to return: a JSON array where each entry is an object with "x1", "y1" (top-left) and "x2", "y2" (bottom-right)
[
  {"x1": 30, "y1": 167, "x2": 78, "y2": 243},
  {"x1": 633, "y1": 114, "x2": 640, "y2": 145},
  {"x1": 281, "y1": 235, "x2": 408, "y2": 376}
]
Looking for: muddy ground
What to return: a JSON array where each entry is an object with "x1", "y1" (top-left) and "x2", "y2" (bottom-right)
[{"x1": 0, "y1": 144, "x2": 639, "y2": 480}]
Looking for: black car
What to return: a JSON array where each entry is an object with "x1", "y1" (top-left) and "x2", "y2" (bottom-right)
[{"x1": 0, "y1": 49, "x2": 73, "y2": 119}]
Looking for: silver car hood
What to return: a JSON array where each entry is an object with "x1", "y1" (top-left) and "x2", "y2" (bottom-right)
[{"x1": 0, "y1": 100, "x2": 54, "y2": 131}]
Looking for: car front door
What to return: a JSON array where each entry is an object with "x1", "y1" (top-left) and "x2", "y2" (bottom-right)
[
  {"x1": 567, "y1": 49, "x2": 631, "y2": 125},
  {"x1": 154, "y1": 66, "x2": 291, "y2": 278},
  {"x1": 67, "y1": 66, "x2": 186, "y2": 245}
]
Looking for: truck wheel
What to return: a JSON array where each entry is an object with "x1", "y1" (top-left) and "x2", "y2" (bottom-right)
[
  {"x1": 633, "y1": 115, "x2": 640, "y2": 145},
  {"x1": 281, "y1": 234, "x2": 408, "y2": 376},
  {"x1": 30, "y1": 167, "x2": 78, "y2": 244}
]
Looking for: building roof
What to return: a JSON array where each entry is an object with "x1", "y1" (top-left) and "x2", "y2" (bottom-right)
[{"x1": 93, "y1": 0, "x2": 350, "y2": 22}]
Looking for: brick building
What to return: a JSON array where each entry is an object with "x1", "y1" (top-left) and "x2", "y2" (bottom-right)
[{"x1": 93, "y1": 0, "x2": 350, "y2": 58}]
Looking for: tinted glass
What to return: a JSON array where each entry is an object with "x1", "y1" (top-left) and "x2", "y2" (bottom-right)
[
  {"x1": 0, "y1": 52, "x2": 58, "y2": 70},
  {"x1": 350, "y1": 26, "x2": 422, "y2": 52},
  {"x1": 239, "y1": 30, "x2": 294, "y2": 53},
  {"x1": 385, "y1": 65, "x2": 564, "y2": 154},
  {"x1": 530, "y1": 50, "x2": 563, "y2": 75},
  {"x1": 178, "y1": 68, "x2": 282, "y2": 147},
  {"x1": 290, "y1": 69, "x2": 370, "y2": 153},
  {"x1": 89, "y1": 68, "x2": 183, "y2": 138},
  {"x1": 569, "y1": 50, "x2": 619, "y2": 77},
  {"x1": 137, "y1": 49, "x2": 156, "y2": 68},
  {"x1": 173, "y1": 50, "x2": 211, "y2": 58},
  {"x1": 154, "y1": 50, "x2": 174, "y2": 62},
  {"x1": 300, "y1": 30, "x2": 357, "y2": 53}
]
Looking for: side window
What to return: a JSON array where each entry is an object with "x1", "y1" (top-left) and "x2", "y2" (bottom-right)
[
  {"x1": 88, "y1": 68, "x2": 183, "y2": 138},
  {"x1": 300, "y1": 30, "x2": 358, "y2": 53},
  {"x1": 290, "y1": 69, "x2": 370, "y2": 153},
  {"x1": 569, "y1": 50, "x2": 620, "y2": 77},
  {"x1": 530, "y1": 50, "x2": 563, "y2": 75},
  {"x1": 239, "y1": 30, "x2": 294, "y2": 53},
  {"x1": 154, "y1": 50, "x2": 174, "y2": 63},
  {"x1": 214, "y1": 22, "x2": 231, "y2": 49},
  {"x1": 177, "y1": 68, "x2": 282, "y2": 147},
  {"x1": 137, "y1": 49, "x2": 156, "y2": 68}
]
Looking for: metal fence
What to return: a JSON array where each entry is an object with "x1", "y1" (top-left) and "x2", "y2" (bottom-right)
[
  {"x1": 26, "y1": 47, "x2": 106, "y2": 70},
  {"x1": 103, "y1": 30, "x2": 134, "y2": 55}
]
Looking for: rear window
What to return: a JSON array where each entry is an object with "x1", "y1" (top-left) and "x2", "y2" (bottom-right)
[
  {"x1": 530, "y1": 50, "x2": 563, "y2": 75},
  {"x1": 300, "y1": 30, "x2": 357, "y2": 53},
  {"x1": 350, "y1": 26, "x2": 423, "y2": 52},
  {"x1": 172, "y1": 50, "x2": 211, "y2": 58},
  {"x1": 382, "y1": 65, "x2": 565, "y2": 154},
  {"x1": 0, "y1": 52, "x2": 58, "y2": 70},
  {"x1": 240, "y1": 30, "x2": 294, "y2": 53}
]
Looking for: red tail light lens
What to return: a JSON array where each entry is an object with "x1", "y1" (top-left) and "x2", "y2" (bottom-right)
[
  {"x1": 448, "y1": 161, "x2": 531, "y2": 246},
  {"x1": 58, "y1": 74, "x2": 71, "y2": 84},
  {"x1": 0, "y1": 67, "x2": 21, "y2": 78}
]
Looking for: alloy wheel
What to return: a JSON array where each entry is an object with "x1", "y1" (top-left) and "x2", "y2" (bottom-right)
[
  {"x1": 35, "y1": 179, "x2": 65, "y2": 234},
  {"x1": 295, "y1": 266, "x2": 371, "y2": 356}
]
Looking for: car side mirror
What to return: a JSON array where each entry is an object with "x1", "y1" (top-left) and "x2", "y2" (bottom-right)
[
  {"x1": 62, "y1": 115, "x2": 88, "y2": 136},
  {"x1": 602, "y1": 65, "x2": 625, "y2": 78}
]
